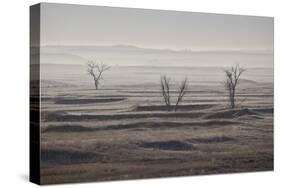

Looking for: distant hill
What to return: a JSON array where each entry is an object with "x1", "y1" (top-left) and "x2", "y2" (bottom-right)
[
  {"x1": 40, "y1": 45, "x2": 273, "y2": 67},
  {"x1": 42, "y1": 45, "x2": 273, "y2": 55}
]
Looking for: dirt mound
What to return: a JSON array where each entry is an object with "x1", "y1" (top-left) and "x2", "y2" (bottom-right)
[
  {"x1": 233, "y1": 108, "x2": 261, "y2": 117},
  {"x1": 252, "y1": 107, "x2": 273, "y2": 114},
  {"x1": 55, "y1": 98, "x2": 126, "y2": 104},
  {"x1": 46, "y1": 111, "x2": 204, "y2": 122},
  {"x1": 132, "y1": 104, "x2": 214, "y2": 112},
  {"x1": 43, "y1": 120, "x2": 237, "y2": 134},
  {"x1": 41, "y1": 148, "x2": 100, "y2": 166},
  {"x1": 187, "y1": 136, "x2": 237, "y2": 144},
  {"x1": 43, "y1": 125, "x2": 93, "y2": 133},
  {"x1": 204, "y1": 108, "x2": 262, "y2": 119},
  {"x1": 139, "y1": 141, "x2": 195, "y2": 151}
]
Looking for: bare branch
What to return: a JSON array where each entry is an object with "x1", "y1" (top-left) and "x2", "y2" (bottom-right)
[
  {"x1": 175, "y1": 77, "x2": 188, "y2": 111},
  {"x1": 160, "y1": 75, "x2": 171, "y2": 109},
  {"x1": 87, "y1": 61, "x2": 110, "y2": 90},
  {"x1": 160, "y1": 75, "x2": 188, "y2": 112}
]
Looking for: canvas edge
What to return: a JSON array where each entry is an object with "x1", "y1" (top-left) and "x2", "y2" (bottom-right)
[{"x1": 30, "y1": 3, "x2": 41, "y2": 185}]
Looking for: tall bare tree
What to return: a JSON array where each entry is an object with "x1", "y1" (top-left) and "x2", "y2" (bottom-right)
[
  {"x1": 224, "y1": 64, "x2": 245, "y2": 108},
  {"x1": 175, "y1": 77, "x2": 188, "y2": 111},
  {"x1": 160, "y1": 75, "x2": 171, "y2": 110},
  {"x1": 87, "y1": 61, "x2": 110, "y2": 90}
]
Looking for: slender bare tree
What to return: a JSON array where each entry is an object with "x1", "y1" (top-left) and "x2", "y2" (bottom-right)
[
  {"x1": 160, "y1": 75, "x2": 188, "y2": 111},
  {"x1": 175, "y1": 77, "x2": 188, "y2": 111},
  {"x1": 160, "y1": 75, "x2": 171, "y2": 110},
  {"x1": 224, "y1": 64, "x2": 245, "y2": 108},
  {"x1": 87, "y1": 61, "x2": 110, "y2": 90}
]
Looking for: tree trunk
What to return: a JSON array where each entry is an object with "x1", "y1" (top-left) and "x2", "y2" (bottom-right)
[
  {"x1": 231, "y1": 88, "x2": 235, "y2": 108},
  {"x1": 174, "y1": 105, "x2": 178, "y2": 112},
  {"x1": 95, "y1": 81, "x2": 99, "y2": 90}
]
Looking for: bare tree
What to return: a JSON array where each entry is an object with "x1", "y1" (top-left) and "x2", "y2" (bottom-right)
[
  {"x1": 160, "y1": 75, "x2": 188, "y2": 111},
  {"x1": 175, "y1": 77, "x2": 188, "y2": 111},
  {"x1": 87, "y1": 61, "x2": 110, "y2": 90},
  {"x1": 224, "y1": 64, "x2": 245, "y2": 108},
  {"x1": 160, "y1": 75, "x2": 171, "y2": 110}
]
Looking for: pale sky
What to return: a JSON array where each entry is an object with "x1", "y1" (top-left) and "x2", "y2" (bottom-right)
[{"x1": 40, "y1": 3, "x2": 273, "y2": 51}]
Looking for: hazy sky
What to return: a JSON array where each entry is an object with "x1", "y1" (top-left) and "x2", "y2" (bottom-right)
[{"x1": 41, "y1": 3, "x2": 273, "y2": 51}]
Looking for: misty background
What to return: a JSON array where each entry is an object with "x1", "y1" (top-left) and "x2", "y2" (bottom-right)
[{"x1": 39, "y1": 3, "x2": 273, "y2": 87}]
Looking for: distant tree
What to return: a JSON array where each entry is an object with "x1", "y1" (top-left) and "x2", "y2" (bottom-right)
[
  {"x1": 160, "y1": 75, "x2": 171, "y2": 110},
  {"x1": 87, "y1": 61, "x2": 110, "y2": 90},
  {"x1": 175, "y1": 77, "x2": 188, "y2": 111},
  {"x1": 224, "y1": 64, "x2": 245, "y2": 108}
]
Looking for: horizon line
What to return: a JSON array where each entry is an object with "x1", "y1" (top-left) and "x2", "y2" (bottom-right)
[{"x1": 38, "y1": 44, "x2": 274, "y2": 53}]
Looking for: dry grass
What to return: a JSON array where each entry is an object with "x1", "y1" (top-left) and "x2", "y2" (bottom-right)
[{"x1": 40, "y1": 79, "x2": 273, "y2": 184}]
